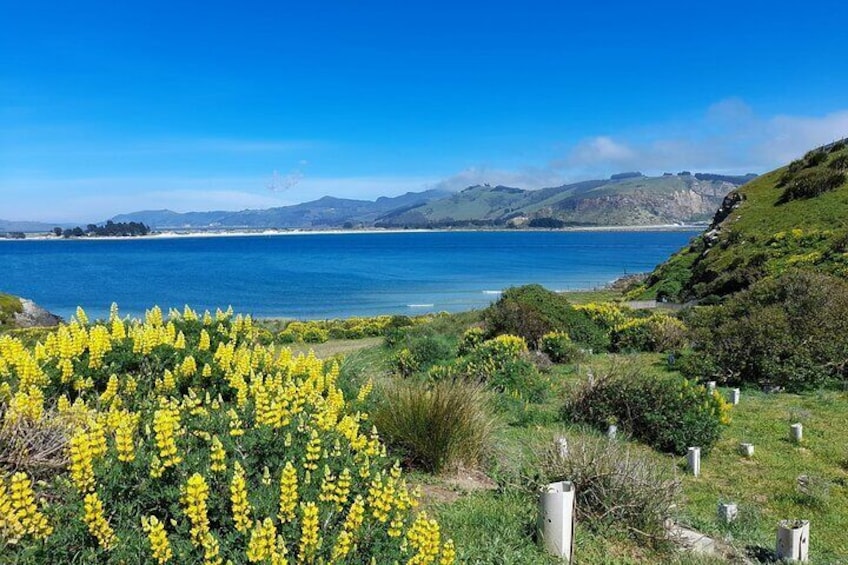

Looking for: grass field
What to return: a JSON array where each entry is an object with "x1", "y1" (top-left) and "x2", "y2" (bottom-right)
[{"x1": 342, "y1": 338, "x2": 848, "y2": 564}]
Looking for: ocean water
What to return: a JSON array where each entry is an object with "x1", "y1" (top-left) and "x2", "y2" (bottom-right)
[{"x1": 1, "y1": 230, "x2": 698, "y2": 320}]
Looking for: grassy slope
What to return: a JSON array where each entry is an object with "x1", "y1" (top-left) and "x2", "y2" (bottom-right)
[
  {"x1": 0, "y1": 292, "x2": 23, "y2": 327},
  {"x1": 682, "y1": 389, "x2": 848, "y2": 563},
  {"x1": 638, "y1": 143, "x2": 848, "y2": 300}
]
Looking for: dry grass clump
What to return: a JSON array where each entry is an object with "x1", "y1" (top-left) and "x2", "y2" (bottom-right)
[
  {"x1": 0, "y1": 407, "x2": 70, "y2": 478},
  {"x1": 538, "y1": 433, "x2": 681, "y2": 547}
]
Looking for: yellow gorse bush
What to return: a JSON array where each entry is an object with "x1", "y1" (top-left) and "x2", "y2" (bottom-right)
[{"x1": 0, "y1": 304, "x2": 454, "y2": 563}]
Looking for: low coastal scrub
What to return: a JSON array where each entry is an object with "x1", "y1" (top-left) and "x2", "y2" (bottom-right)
[
  {"x1": 0, "y1": 305, "x2": 455, "y2": 563},
  {"x1": 684, "y1": 270, "x2": 848, "y2": 391},
  {"x1": 277, "y1": 314, "x2": 423, "y2": 343},
  {"x1": 564, "y1": 363, "x2": 730, "y2": 455},
  {"x1": 372, "y1": 379, "x2": 495, "y2": 474},
  {"x1": 483, "y1": 285, "x2": 609, "y2": 350}
]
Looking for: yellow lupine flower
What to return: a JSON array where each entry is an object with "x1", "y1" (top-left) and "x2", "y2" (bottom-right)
[
  {"x1": 100, "y1": 374, "x2": 120, "y2": 404},
  {"x1": 68, "y1": 429, "x2": 96, "y2": 492},
  {"x1": 83, "y1": 492, "x2": 116, "y2": 550},
  {"x1": 198, "y1": 329, "x2": 211, "y2": 351},
  {"x1": 246, "y1": 517, "x2": 287, "y2": 563},
  {"x1": 152, "y1": 405, "x2": 182, "y2": 471},
  {"x1": 87, "y1": 325, "x2": 112, "y2": 369},
  {"x1": 181, "y1": 473, "x2": 211, "y2": 546},
  {"x1": 303, "y1": 430, "x2": 321, "y2": 471},
  {"x1": 440, "y1": 539, "x2": 456, "y2": 565},
  {"x1": 115, "y1": 411, "x2": 139, "y2": 462},
  {"x1": 297, "y1": 502, "x2": 321, "y2": 563},
  {"x1": 141, "y1": 515, "x2": 173, "y2": 564},
  {"x1": 5, "y1": 472, "x2": 52, "y2": 541},
  {"x1": 405, "y1": 512, "x2": 442, "y2": 565},
  {"x1": 209, "y1": 436, "x2": 226, "y2": 473},
  {"x1": 278, "y1": 461, "x2": 299, "y2": 523},
  {"x1": 227, "y1": 408, "x2": 245, "y2": 437},
  {"x1": 230, "y1": 461, "x2": 252, "y2": 533}
]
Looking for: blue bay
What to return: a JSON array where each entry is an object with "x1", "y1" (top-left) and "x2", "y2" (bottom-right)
[{"x1": 1, "y1": 230, "x2": 697, "y2": 320}]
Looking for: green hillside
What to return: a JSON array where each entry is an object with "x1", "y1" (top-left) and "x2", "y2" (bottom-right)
[
  {"x1": 637, "y1": 141, "x2": 848, "y2": 300},
  {"x1": 0, "y1": 292, "x2": 23, "y2": 328}
]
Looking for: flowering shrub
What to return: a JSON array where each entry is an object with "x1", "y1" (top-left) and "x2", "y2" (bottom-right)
[
  {"x1": 564, "y1": 362, "x2": 731, "y2": 455},
  {"x1": 0, "y1": 304, "x2": 455, "y2": 564},
  {"x1": 278, "y1": 315, "x2": 424, "y2": 343},
  {"x1": 539, "y1": 331, "x2": 581, "y2": 363}
]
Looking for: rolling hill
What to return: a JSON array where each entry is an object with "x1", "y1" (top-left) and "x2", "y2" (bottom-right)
[
  {"x1": 374, "y1": 173, "x2": 755, "y2": 228},
  {"x1": 110, "y1": 190, "x2": 452, "y2": 229},
  {"x1": 635, "y1": 140, "x2": 848, "y2": 301}
]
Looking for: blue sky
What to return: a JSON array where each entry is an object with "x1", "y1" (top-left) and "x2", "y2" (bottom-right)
[{"x1": 3, "y1": 0, "x2": 848, "y2": 222}]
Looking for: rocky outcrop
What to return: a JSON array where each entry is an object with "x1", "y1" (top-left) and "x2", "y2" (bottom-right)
[{"x1": 14, "y1": 299, "x2": 62, "y2": 328}]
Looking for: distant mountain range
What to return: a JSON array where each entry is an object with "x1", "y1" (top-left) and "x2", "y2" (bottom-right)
[
  {"x1": 2, "y1": 171, "x2": 758, "y2": 233},
  {"x1": 111, "y1": 189, "x2": 453, "y2": 229},
  {"x1": 111, "y1": 172, "x2": 756, "y2": 230},
  {"x1": 0, "y1": 219, "x2": 67, "y2": 233}
]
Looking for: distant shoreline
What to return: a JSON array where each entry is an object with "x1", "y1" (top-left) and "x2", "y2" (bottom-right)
[{"x1": 2, "y1": 224, "x2": 705, "y2": 242}]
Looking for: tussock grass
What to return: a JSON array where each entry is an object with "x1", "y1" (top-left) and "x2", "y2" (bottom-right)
[{"x1": 373, "y1": 379, "x2": 495, "y2": 473}]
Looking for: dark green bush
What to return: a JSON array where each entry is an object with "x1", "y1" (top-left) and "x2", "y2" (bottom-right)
[
  {"x1": 780, "y1": 169, "x2": 846, "y2": 202},
  {"x1": 483, "y1": 285, "x2": 609, "y2": 350},
  {"x1": 564, "y1": 363, "x2": 729, "y2": 455},
  {"x1": 828, "y1": 153, "x2": 848, "y2": 171},
  {"x1": 805, "y1": 150, "x2": 828, "y2": 167},
  {"x1": 683, "y1": 271, "x2": 848, "y2": 391}
]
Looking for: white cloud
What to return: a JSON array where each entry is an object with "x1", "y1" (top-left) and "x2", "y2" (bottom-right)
[
  {"x1": 428, "y1": 165, "x2": 567, "y2": 191},
  {"x1": 566, "y1": 136, "x2": 637, "y2": 167},
  {"x1": 559, "y1": 101, "x2": 848, "y2": 176}
]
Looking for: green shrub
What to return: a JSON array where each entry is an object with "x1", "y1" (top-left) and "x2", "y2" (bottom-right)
[
  {"x1": 372, "y1": 379, "x2": 495, "y2": 473},
  {"x1": 828, "y1": 153, "x2": 848, "y2": 171},
  {"x1": 539, "y1": 434, "x2": 681, "y2": 547},
  {"x1": 430, "y1": 334, "x2": 550, "y2": 403},
  {"x1": 805, "y1": 149, "x2": 828, "y2": 167},
  {"x1": 564, "y1": 363, "x2": 730, "y2": 455},
  {"x1": 539, "y1": 331, "x2": 581, "y2": 363},
  {"x1": 483, "y1": 285, "x2": 609, "y2": 350},
  {"x1": 780, "y1": 168, "x2": 846, "y2": 202},
  {"x1": 684, "y1": 271, "x2": 848, "y2": 391},
  {"x1": 613, "y1": 314, "x2": 688, "y2": 353},
  {"x1": 457, "y1": 326, "x2": 485, "y2": 356}
]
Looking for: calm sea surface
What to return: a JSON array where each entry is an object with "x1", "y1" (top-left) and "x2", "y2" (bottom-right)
[{"x1": 1, "y1": 230, "x2": 698, "y2": 320}]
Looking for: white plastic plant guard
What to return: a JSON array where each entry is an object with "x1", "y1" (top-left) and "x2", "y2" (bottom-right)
[
  {"x1": 607, "y1": 424, "x2": 617, "y2": 439},
  {"x1": 539, "y1": 481, "x2": 576, "y2": 562},
  {"x1": 687, "y1": 447, "x2": 701, "y2": 477},
  {"x1": 717, "y1": 502, "x2": 738, "y2": 523},
  {"x1": 739, "y1": 443, "x2": 754, "y2": 457},
  {"x1": 790, "y1": 423, "x2": 803, "y2": 443},
  {"x1": 776, "y1": 519, "x2": 809, "y2": 562},
  {"x1": 731, "y1": 388, "x2": 741, "y2": 405},
  {"x1": 555, "y1": 437, "x2": 568, "y2": 459}
]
